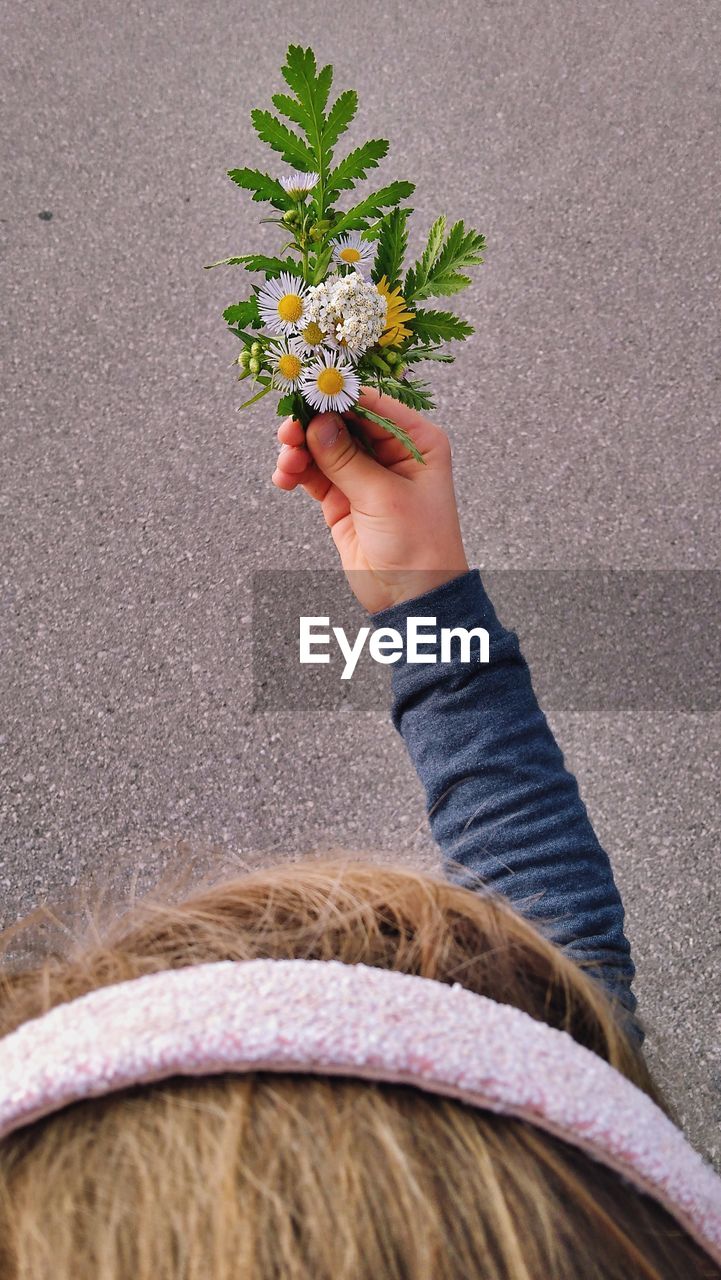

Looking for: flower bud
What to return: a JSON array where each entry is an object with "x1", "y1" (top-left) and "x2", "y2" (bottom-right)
[
  {"x1": 248, "y1": 357, "x2": 261, "y2": 375},
  {"x1": 250, "y1": 342, "x2": 262, "y2": 358},
  {"x1": 369, "y1": 353, "x2": 392, "y2": 375},
  {"x1": 384, "y1": 350, "x2": 400, "y2": 366},
  {"x1": 238, "y1": 349, "x2": 251, "y2": 367},
  {"x1": 394, "y1": 364, "x2": 406, "y2": 379},
  {"x1": 282, "y1": 209, "x2": 299, "y2": 226}
]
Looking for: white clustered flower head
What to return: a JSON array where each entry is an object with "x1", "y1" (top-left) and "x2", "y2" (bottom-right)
[
  {"x1": 304, "y1": 273, "x2": 387, "y2": 358},
  {"x1": 268, "y1": 335, "x2": 306, "y2": 391},
  {"x1": 257, "y1": 272, "x2": 309, "y2": 335},
  {"x1": 332, "y1": 231, "x2": 375, "y2": 276},
  {"x1": 301, "y1": 349, "x2": 361, "y2": 414},
  {"x1": 280, "y1": 171, "x2": 319, "y2": 199}
]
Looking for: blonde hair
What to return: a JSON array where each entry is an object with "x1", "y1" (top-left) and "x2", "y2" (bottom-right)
[{"x1": 0, "y1": 854, "x2": 716, "y2": 1280}]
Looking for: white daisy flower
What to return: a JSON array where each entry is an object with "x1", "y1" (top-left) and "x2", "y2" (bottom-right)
[
  {"x1": 280, "y1": 171, "x2": 319, "y2": 199},
  {"x1": 294, "y1": 318, "x2": 331, "y2": 355},
  {"x1": 301, "y1": 350, "x2": 360, "y2": 415},
  {"x1": 257, "y1": 272, "x2": 309, "y2": 335},
  {"x1": 332, "y1": 231, "x2": 375, "y2": 276},
  {"x1": 268, "y1": 336, "x2": 306, "y2": 391}
]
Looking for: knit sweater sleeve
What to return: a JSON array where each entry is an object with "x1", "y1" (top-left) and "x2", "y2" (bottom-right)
[{"x1": 370, "y1": 569, "x2": 642, "y2": 1044}]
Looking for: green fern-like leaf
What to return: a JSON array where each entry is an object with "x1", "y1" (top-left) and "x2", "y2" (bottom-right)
[
  {"x1": 372, "y1": 207, "x2": 411, "y2": 286},
  {"x1": 282, "y1": 45, "x2": 333, "y2": 119},
  {"x1": 223, "y1": 298, "x2": 261, "y2": 328},
  {"x1": 206, "y1": 254, "x2": 302, "y2": 276},
  {"x1": 326, "y1": 139, "x2": 389, "y2": 196},
  {"x1": 410, "y1": 309, "x2": 474, "y2": 343},
  {"x1": 399, "y1": 343, "x2": 454, "y2": 365},
  {"x1": 352, "y1": 404, "x2": 426, "y2": 465},
  {"x1": 333, "y1": 181, "x2": 415, "y2": 235},
  {"x1": 226, "y1": 168, "x2": 292, "y2": 211},
  {"x1": 250, "y1": 109, "x2": 316, "y2": 171},
  {"x1": 271, "y1": 92, "x2": 311, "y2": 134},
  {"x1": 280, "y1": 46, "x2": 332, "y2": 184},
  {"x1": 379, "y1": 376, "x2": 435, "y2": 412},
  {"x1": 406, "y1": 220, "x2": 485, "y2": 302},
  {"x1": 234, "y1": 255, "x2": 302, "y2": 277},
  {"x1": 404, "y1": 215, "x2": 446, "y2": 299},
  {"x1": 322, "y1": 89, "x2": 358, "y2": 153}
]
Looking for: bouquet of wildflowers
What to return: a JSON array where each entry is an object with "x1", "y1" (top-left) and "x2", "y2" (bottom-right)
[{"x1": 206, "y1": 45, "x2": 485, "y2": 463}]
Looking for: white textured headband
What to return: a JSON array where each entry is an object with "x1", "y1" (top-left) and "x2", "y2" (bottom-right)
[{"x1": 0, "y1": 958, "x2": 719, "y2": 1265}]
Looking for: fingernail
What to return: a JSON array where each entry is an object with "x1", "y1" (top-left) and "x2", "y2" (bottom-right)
[{"x1": 315, "y1": 413, "x2": 343, "y2": 447}]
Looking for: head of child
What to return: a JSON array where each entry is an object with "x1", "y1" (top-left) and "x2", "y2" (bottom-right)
[{"x1": 0, "y1": 856, "x2": 716, "y2": 1280}]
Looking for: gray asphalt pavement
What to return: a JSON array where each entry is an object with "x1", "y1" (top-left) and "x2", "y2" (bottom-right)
[{"x1": 2, "y1": 0, "x2": 720, "y2": 1165}]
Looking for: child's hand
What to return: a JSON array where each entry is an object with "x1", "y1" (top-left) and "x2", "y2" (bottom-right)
[{"x1": 271, "y1": 387, "x2": 469, "y2": 614}]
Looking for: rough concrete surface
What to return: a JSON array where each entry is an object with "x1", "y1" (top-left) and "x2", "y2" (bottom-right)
[{"x1": 2, "y1": 0, "x2": 720, "y2": 1170}]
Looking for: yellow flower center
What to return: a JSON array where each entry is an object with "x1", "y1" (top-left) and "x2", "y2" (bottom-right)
[
  {"x1": 339, "y1": 247, "x2": 361, "y2": 263},
  {"x1": 317, "y1": 368, "x2": 344, "y2": 396},
  {"x1": 278, "y1": 353, "x2": 302, "y2": 381},
  {"x1": 277, "y1": 293, "x2": 304, "y2": 323},
  {"x1": 301, "y1": 322, "x2": 324, "y2": 345}
]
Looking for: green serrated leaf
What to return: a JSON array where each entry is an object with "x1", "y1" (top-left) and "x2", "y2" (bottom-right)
[
  {"x1": 223, "y1": 298, "x2": 261, "y2": 328},
  {"x1": 251, "y1": 109, "x2": 316, "y2": 171},
  {"x1": 271, "y1": 91, "x2": 311, "y2": 134},
  {"x1": 277, "y1": 393, "x2": 296, "y2": 417},
  {"x1": 400, "y1": 343, "x2": 454, "y2": 364},
  {"x1": 404, "y1": 215, "x2": 446, "y2": 300},
  {"x1": 227, "y1": 168, "x2": 291, "y2": 211},
  {"x1": 416, "y1": 271, "x2": 472, "y2": 298},
  {"x1": 419, "y1": 215, "x2": 447, "y2": 280},
  {"x1": 379, "y1": 376, "x2": 435, "y2": 411},
  {"x1": 372, "y1": 207, "x2": 410, "y2": 286},
  {"x1": 353, "y1": 405, "x2": 426, "y2": 465},
  {"x1": 237, "y1": 383, "x2": 273, "y2": 411},
  {"x1": 435, "y1": 221, "x2": 485, "y2": 274},
  {"x1": 359, "y1": 222, "x2": 383, "y2": 242},
  {"x1": 282, "y1": 45, "x2": 332, "y2": 116},
  {"x1": 235, "y1": 255, "x2": 302, "y2": 277},
  {"x1": 410, "y1": 309, "x2": 474, "y2": 343},
  {"x1": 326, "y1": 139, "x2": 389, "y2": 195},
  {"x1": 205, "y1": 255, "x2": 243, "y2": 270},
  {"x1": 205, "y1": 254, "x2": 301, "y2": 275},
  {"x1": 322, "y1": 89, "x2": 358, "y2": 152},
  {"x1": 279, "y1": 46, "x2": 329, "y2": 178},
  {"x1": 408, "y1": 221, "x2": 485, "y2": 302},
  {"x1": 332, "y1": 181, "x2": 415, "y2": 235}
]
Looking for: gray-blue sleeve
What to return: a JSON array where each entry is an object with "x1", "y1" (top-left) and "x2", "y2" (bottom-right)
[{"x1": 370, "y1": 568, "x2": 643, "y2": 1044}]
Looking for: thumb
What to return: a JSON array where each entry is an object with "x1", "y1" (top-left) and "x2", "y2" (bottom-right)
[{"x1": 305, "y1": 412, "x2": 389, "y2": 505}]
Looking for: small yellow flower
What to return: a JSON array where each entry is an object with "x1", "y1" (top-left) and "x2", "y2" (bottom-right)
[{"x1": 376, "y1": 276, "x2": 415, "y2": 347}]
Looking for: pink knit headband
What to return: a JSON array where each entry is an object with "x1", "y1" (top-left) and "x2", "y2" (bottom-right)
[{"x1": 1, "y1": 958, "x2": 719, "y2": 1265}]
